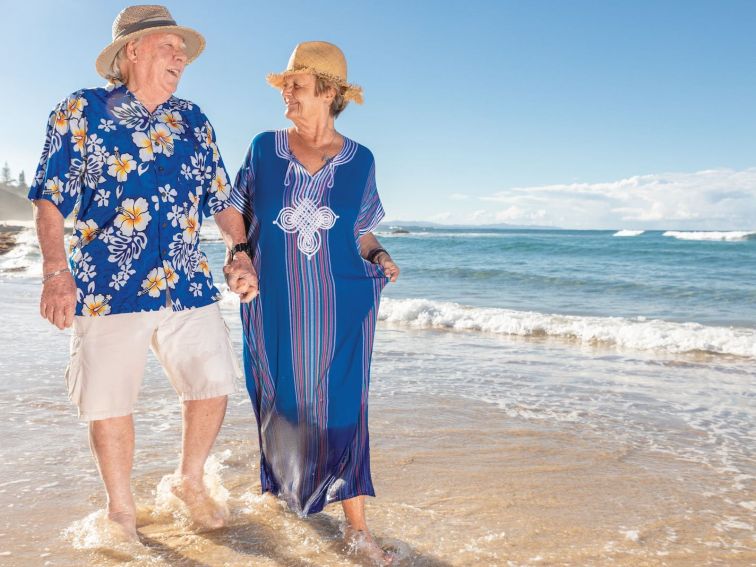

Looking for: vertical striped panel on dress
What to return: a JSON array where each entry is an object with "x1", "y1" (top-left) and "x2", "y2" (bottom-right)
[
  {"x1": 233, "y1": 137, "x2": 280, "y2": 493},
  {"x1": 334, "y1": 161, "x2": 387, "y2": 500},
  {"x1": 276, "y1": 130, "x2": 344, "y2": 512}
]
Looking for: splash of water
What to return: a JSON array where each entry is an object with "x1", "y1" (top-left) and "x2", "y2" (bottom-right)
[
  {"x1": 153, "y1": 450, "x2": 232, "y2": 527},
  {"x1": 61, "y1": 509, "x2": 146, "y2": 560}
]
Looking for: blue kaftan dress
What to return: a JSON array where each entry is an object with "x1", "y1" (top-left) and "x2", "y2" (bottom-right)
[{"x1": 230, "y1": 130, "x2": 387, "y2": 515}]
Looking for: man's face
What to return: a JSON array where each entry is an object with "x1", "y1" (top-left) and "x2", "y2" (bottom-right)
[{"x1": 132, "y1": 32, "x2": 188, "y2": 96}]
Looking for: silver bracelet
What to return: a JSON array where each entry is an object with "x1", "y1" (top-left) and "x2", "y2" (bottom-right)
[{"x1": 42, "y1": 268, "x2": 70, "y2": 283}]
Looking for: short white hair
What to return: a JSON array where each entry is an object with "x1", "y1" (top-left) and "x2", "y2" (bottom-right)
[{"x1": 107, "y1": 37, "x2": 142, "y2": 84}]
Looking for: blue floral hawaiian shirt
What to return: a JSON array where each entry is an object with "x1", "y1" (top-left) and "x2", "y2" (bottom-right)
[{"x1": 28, "y1": 84, "x2": 232, "y2": 316}]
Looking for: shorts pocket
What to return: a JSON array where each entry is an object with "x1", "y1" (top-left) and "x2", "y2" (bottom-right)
[
  {"x1": 222, "y1": 318, "x2": 243, "y2": 383},
  {"x1": 65, "y1": 334, "x2": 84, "y2": 404}
]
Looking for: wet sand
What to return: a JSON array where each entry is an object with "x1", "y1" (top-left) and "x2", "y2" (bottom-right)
[
  {"x1": 0, "y1": 280, "x2": 754, "y2": 566},
  {"x1": 2, "y1": 393, "x2": 754, "y2": 565}
]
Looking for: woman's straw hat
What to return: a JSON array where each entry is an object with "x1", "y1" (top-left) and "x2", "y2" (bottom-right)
[
  {"x1": 95, "y1": 5, "x2": 205, "y2": 80},
  {"x1": 266, "y1": 41, "x2": 364, "y2": 104}
]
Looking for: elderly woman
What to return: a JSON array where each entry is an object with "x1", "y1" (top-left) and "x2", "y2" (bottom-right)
[{"x1": 227, "y1": 42, "x2": 399, "y2": 562}]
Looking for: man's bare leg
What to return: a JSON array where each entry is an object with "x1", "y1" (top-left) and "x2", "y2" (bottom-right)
[
  {"x1": 89, "y1": 415, "x2": 138, "y2": 541},
  {"x1": 171, "y1": 395, "x2": 228, "y2": 529},
  {"x1": 342, "y1": 495, "x2": 394, "y2": 565}
]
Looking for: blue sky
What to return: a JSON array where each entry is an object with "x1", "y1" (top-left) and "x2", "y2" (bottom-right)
[{"x1": 2, "y1": 1, "x2": 755, "y2": 229}]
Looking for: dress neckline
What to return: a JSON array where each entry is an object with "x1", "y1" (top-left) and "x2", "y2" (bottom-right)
[{"x1": 280, "y1": 129, "x2": 351, "y2": 178}]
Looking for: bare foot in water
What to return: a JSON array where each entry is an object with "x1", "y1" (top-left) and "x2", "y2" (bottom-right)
[
  {"x1": 345, "y1": 526, "x2": 395, "y2": 565},
  {"x1": 107, "y1": 510, "x2": 139, "y2": 542},
  {"x1": 170, "y1": 476, "x2": 227, "y2": 530}
]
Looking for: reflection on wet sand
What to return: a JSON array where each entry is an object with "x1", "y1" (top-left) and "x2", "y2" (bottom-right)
[{"x1": 33, "y1": 393, "x2": 752, "y2": 566}]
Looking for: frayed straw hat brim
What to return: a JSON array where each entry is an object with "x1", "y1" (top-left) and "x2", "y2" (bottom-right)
[
  {"x1": 266, "y1": 68, "x2": 364, "y2": 104},
  {"x1": 95, "y1": 25, "x2": 205, "y2": 80}
]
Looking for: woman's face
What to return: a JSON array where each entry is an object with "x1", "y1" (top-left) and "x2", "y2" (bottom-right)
[{"x1": 281, "y1": 73, "x2": 331, "y2": 121}]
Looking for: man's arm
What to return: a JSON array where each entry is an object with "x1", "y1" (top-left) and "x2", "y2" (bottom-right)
[
  {"x1": 213, "y1": 207, "x2": 258, "y2": 302},
  {"x1": 33, "y1": 200, "x2": 77, "y2": 329}
]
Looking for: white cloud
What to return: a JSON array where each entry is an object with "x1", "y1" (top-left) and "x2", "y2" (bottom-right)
[
  {"x1": 471, "y1": 168, "x2": 756, "y2": 229},
  {"x1": 494, "y1": 206, "x2": 547, "y2": 223}
]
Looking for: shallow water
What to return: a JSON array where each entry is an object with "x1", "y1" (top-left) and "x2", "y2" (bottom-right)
[{"x1": 2, "y1": 224, "x2": 755, "y2": 565}]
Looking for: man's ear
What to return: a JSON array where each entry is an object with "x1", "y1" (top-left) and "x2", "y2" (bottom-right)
[{"x1": 126, "y1": 40, "x2": 139, "y2": 62}]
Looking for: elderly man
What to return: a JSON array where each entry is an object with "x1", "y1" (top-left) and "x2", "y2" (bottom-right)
[{"x1": 28, "y1": 5, "x2": 256, "y2": 540}]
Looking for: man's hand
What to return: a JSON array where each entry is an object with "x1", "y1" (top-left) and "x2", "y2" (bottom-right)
[
  {"x1": 223, "y1": 253, "x2": 258, "y2": 303},
  {"x1": 41, "y1": 271, "x2": 77, "y2": 329}
]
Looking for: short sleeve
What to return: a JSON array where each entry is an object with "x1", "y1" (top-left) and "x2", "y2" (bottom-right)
[
  {"x1": 199, "y1": 114, "x2": 232, "y2": 217},
  {"x1": 355, "y1": 157, "x2": 385, "y2": 238},
  {"x1": 27, "y1": 93, "x2": 87, "y2": 218},
  {"x1": 230, "y1": 138, "x2": 256, "y2": 220}
]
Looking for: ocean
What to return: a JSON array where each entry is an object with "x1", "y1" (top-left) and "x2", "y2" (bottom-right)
[{"x1": 1, "y1": 222, "x2": 754, "y2": 566}]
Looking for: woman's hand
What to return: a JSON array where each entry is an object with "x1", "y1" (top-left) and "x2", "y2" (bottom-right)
[
  {"x1": 223, "y1": 253, "x2": 259, "y2": 302},
  {"x1": 376, "y1": 252, "x2": 400, "y2": 282},
  {"x1": 358, "y1": 233, "x2": 399, "y2": 282}
]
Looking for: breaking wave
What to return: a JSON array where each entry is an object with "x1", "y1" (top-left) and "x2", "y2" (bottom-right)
[
  {"x1": 0, "y1": 224, "x2": 40, "y2": 278},
  {"x1": 663, "y1": 231, "x2": 756, "y2": 242},
  {"x1": 378, "y1": 297, "x2": 756, "y2": 358}
]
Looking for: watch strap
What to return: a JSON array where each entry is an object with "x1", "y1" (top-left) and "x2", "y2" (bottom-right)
[{"x1": 230, "y1": 242, "x2": 252, "y2": 260}]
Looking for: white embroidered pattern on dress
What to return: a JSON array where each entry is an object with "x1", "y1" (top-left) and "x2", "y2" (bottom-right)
[{"x1": 274, "y1": 197, "x2": 338, "y2": 258}]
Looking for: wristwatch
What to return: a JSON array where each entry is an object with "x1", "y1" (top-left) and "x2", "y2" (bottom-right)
[{"x1": 230, "y1": 242, "x2": 252, "y2": 261}]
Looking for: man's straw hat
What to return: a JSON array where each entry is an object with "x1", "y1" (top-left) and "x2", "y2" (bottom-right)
[
  {"x1": 95, "y1": 5, "x2": 205, "y2": 80},
  {"x1": 266, "y1": 41, "x2": 364, "y2": 104}
]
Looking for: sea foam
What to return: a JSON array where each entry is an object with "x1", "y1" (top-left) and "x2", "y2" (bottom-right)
[
  {"x1": 663, "y1": 230, "x2": 756, "y2": 241},
  {"x1": 0, "y1": 226, "x2": 41, "y2": 277},
  {"x1": 613, "y1": 230, "x2": 645, "y2": 237},
  {"x1": 378, "y1": 297, "x2": 756, "y2": 358}
]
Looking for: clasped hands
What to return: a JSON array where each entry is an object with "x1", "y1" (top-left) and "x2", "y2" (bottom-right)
[{"x1": 223, "y1": 253, "x2": 259, "y2": 302}]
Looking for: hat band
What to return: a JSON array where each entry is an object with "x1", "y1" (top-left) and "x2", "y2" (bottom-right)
[
  {"x1": 114, "y1": 19, "x2": 177, "y2": 41},
  {"x1": 289, "y1": 65, "x2": 347, "y2": 84}
]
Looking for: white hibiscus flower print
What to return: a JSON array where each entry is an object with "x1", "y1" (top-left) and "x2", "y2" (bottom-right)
[
  {"x1": 43, "y1": 176, "x2": 64, "y2": 204},
  {"x1": 82, "y1": 293, "x2": 111, "y2": 316},
  {"x1": 141, "y1": 267, "x2": 166, "y2": 298},
  {"x1": 107, "y1": 152, "x2": 136, "y2": 182},
  {"x1": 115, "y1": 198, "x2": 151, "y2": 235}
]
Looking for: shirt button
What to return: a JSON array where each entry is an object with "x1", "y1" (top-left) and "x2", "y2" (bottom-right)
[
  {"x1": 158, "y1": 166, "x2": 165, "y2": 172},
  {"x1": 162, "y1": 222, "x2": 167, "y2": 228},
  {"x1": 162, "y1": 249, "x2": 168, "y2": 255}
]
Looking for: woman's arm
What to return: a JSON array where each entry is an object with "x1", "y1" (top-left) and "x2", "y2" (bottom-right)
[{"x1": 359, "y1": 232, "x2": 400, "y2": 282}]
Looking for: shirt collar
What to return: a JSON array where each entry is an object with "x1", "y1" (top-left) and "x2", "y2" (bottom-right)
[{"x1": 114, "y1": 83, "x2": 177, "y2": 115}]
